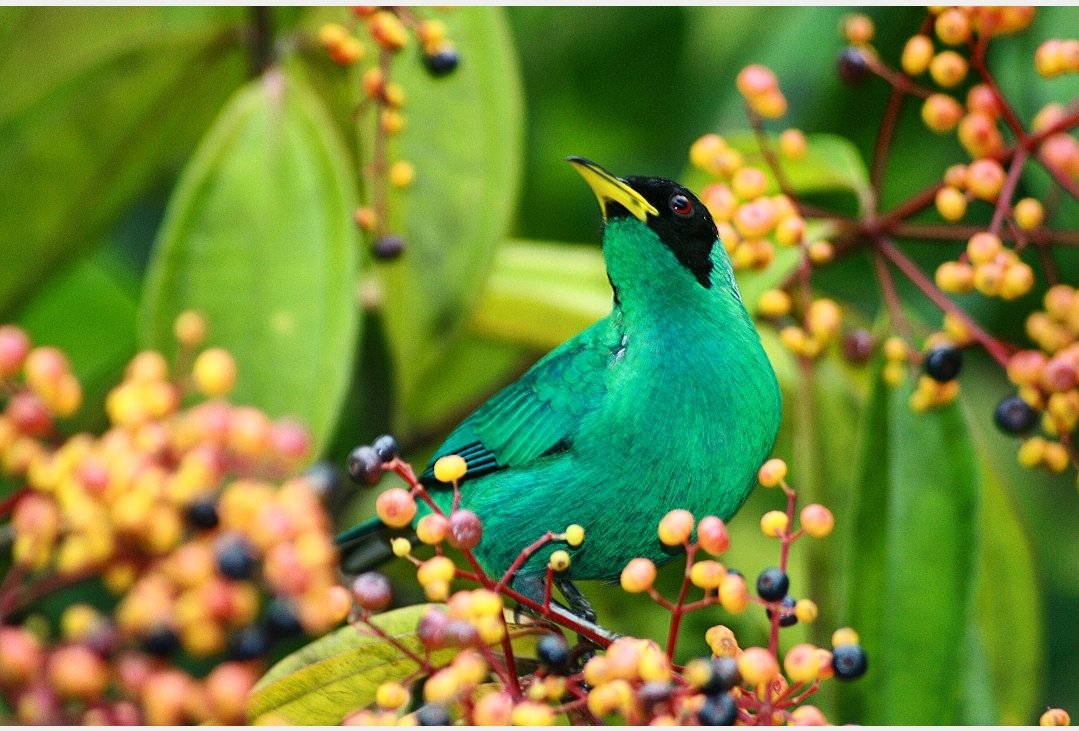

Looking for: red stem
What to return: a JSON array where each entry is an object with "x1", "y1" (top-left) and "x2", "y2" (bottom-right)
[{"x1": 664, "y1": 544, "x2": 697, "y2": 662}]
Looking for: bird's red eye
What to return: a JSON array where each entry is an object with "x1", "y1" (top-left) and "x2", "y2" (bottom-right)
[{"x1": 670, "y1": 193, "x2": 693, "y2": 217}]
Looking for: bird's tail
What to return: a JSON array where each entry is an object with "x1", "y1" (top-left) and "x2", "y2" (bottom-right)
[{"x1": 335, "y1": 517, "x2": 415, "y2": 575}]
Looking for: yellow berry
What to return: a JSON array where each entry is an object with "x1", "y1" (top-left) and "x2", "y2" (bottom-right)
[
  {"x1": 416, "y1": 514, "x2": 449, "y2": 545},
  {"x1": 808, "y1": 239, "x2": 835, "y2": 264},
  {"x1": 966, "y1": 158, "x2": 1006, "y2": 201},
  {"x1": 902, "y1": 34, "x2": 935, "y2": 75},
  {"x1": 549, "y1": 550, "x2": 570, "y2": 572},
  {"x1": 779, "y1": 128, "x2": 807, "y2": 159},
  {"x1": 1018, "y1": 437, "x2": 1047, "y2": 468},
  {"x1": 831, "y1": 627, "x2": 860, "y2": 647},
  {"x1": 1014, "y1": 198, "x2": 1045, "y2": 230},
  {"x1": 192, "y1": 348, "x2": 237, "y2": 397},
  {"x1": 690, "y1": 134, "x2": 729, "y2": 174},
  {"x1": 510, "y1": 700, "x2": 554, "y2": 726},
  {"x1": 966, "y1": 231, "x2": 1003, "y2": 265},
  {"x1": 376, "y1": 681, "x2": 410, "y2": 710},
  {"x1": 1000, "y1": 262, "x2": 1035, "y2": 301},
  {"x1": 783, "y1": 643, "x2": 822, "y2": 684},
  {"x1": 1043, "y1": 441, "x2": 1070, "y2": 473},
  {"x1": 705, "y1": 624, "x2": 741, "y2": 657},
  {"x1": 884, "y1": 336, "x2": 909, "y2": 362},
  {"x1": 843, "y1": 13, "x2": 874, "y2": 44},
  {"x1": 433, "y1": 455, "x2": 467, "y2": 483},
  {"x1": 934, "y1": 8, "x2": 971, "y2": 45},
  {"x1": 318, "y1": 22, "x2": 348, "y2": 49},
  {"x1": 922, "y1": 94, "x2": 964, "y2": 133},
  {"x1": 657, "y1": 508, "x2": 694, "y2": 546},
  {"x1": 935, "y1": 185, "x2": 967, "y2": 220},
  {"x1": 417, "y1": 555, "x2": 455, "y2": 586},
  {"x1": 391, "y1": 537, "x2": 411, "y2": 557},
  {"x1": 757, "y1": 457, "x2": 787, "y2": 487},
  {"x1": 565, "y1": 524, "x2": 585, "y2": 547},
  {"x1": 794, "y1": 598, "x2": 819, "y2": 623},
  {"x1": 732, "y1": 166, "x2": 768, "y2": 200},
  {"x1": 389, "y1": 160, "x2": 415, "y2": 189},
  {"x1": 929, "y1": 50, "x2": 968, "y2": 87},
  {"x1": 689, "y1": 560, "x2": 727, "y2": 590},
  {"x1": 719, "y1": 573, "x2": 749, "y2": 614},
  {"x1": 760, "y1": 510, "x2": 789, "y2": 538},
  {"x1": 935, "y1": 261, "x2": 974, "y2": 293}
]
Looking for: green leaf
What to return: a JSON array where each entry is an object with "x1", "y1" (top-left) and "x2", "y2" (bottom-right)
[
  {"x1": 372, "y1": 7, "x2": 524, "y2": 433},
  {"x1": 0, "y1": 7, "x2": 246, "y2": 317},
  {"x1": 839, "y1": 365, "x2": 980, "y2": 725},
  {"x1": 248, "y1": 604, "x2": 543, "y2": 725},
  {"x1": 139, "y1": 69, "x2": 360, "y2": 456}
]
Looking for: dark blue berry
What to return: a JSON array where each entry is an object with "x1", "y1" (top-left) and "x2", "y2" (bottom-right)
[
  {"x1": 142, "y1": 625, "x2": 180, "y2": 657},
  {"x1": 417, "y1": 703, "x2": 451, "y2": 726},
  {"x1": 230, "y1": 626, "x2": 271, "y2": 660},
  {"x1": 924, "y1": 346, "x2": 963, "y2": 382},
  {"x1": 994, "y1": 394, "x2": 1038, "y2": 435},
  {"x1": 698, "y1": 692, "x2": 738, "y2": 725},
  {"x1": 216, "y1": 537, "x2": 256, "y2": 580},
  {"x1": 832, "y1": 643, "x2": 869, "y2": 680},
  {"x1": 347, "y1": 445, "x2": 383, "y2": 486},
  {"x1": 765, "y1": 596, "x2": 798, "y2": 627},
  {"x1": 186, "y1": 498, "x2": 219, "y2": 530},
  {"x1": 701, "y1": 656, "x2": 742, "y2": 696},
  {"x1": 372, "y1": 235, "x2": 405, "y2": 260},
  {"x1": 372, "y1": 434, "x2": 400, "y2": 463},
  {"x1": 423, "y1": 49, "x2": 459, "y2": 77},
  {"x1": 266, "y1": 599, "x2": 303, "y2": 638},
  {"x1": 536, "y1": 633, "x2": 570, "y2": 675},
  {"x1": 837, "y1": 47, "x2": 870, "y2": 84},
  {"x1": 756, "y1": 567, "x2": 789, "y2": 601}
]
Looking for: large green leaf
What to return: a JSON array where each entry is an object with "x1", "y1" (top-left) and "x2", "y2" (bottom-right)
[
  {"x1": 839, "y1": 365, "x2": 980, "y2": 724},
  {"x1": 248, "y1": 604, "x2": 544, "y2": 725},
  {"x1": 139, "y1": 70, "x2": 359, "y2": 456},
  {"x1": 0, "y1": 7, "x2": 246, "y2": 317},
  {"x1": 372, "y1": 7, "x2": 524, "y2": 434}
]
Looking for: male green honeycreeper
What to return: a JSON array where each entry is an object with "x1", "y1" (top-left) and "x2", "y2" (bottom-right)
[{"x1": 338, "y1": 157, "x2": 781, "y2": 632}]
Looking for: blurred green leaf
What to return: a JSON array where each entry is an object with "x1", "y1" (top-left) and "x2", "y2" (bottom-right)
[
  {"x1": 249, "y1": 604, "x2": 543, "y2": 724},
  {"x1": 0, "y1": 7, "x2": 246, "y2": 317},
  {"x1": 139, "y1": 69, "x2": 359, "y2": 456},
  {"x1": 373, "y1": 7, "x2": 524, "y2": 434},
  {"x1": 840, "y1": 365, "x2": 979, "y2": 724}
]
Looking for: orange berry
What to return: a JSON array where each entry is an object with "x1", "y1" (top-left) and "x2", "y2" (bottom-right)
[
  {"x1": 842, "y1": 13, "x2": 874, "y2": 44},
  {"x1": 800, "y1": 503, "x2": 835, "y2": 538},
  {"x1": 790, "y1": 705, "x2": 828, "y2": 725},
  {"x1": 929, "y1": 50, "x2": 968, "y2": 87},
  {"x1": 657, "y1": 508, "x2": 694, "y2": 546},
  {"x1": 808, "y1": 240, "x2": 835, "y2": 264},
  {"x1": 774, "y1": 215, "x2": 805, "y2": 246},
  {"x1": 689, "y1": 134, "x2": 728, "y2": 174},
  {"x1": 738, "y1": 647, "x2": 779, "y2": 686},
  {"x1": 784, "y1": 643, "x2": 822, "y2": 684},
  {"x1": 473, "y1": 690, "x2": 514, "y2": 725},
  {"x1": 719, "y1": 573, "x2": 749, "y2": 614},
  {"x1": 959, "y1": 112, "x2": 1004, "y2": 158},
  {"x1": 368, "y1": 10, "x2": 408, "y2": 52},
  {"x1": 757, "y1": 289, "x2": 792, "y2": 319},
  {"x1": 0, "y1": 325, "x2": 31, "y2": 379},
  {"x1": 328, "y1": 36, "x2": 364, "y2": 65},
  {"x1": 752, "y1": 88, "x2": 788, "y2": 119},
  {"x1": 697, "y1": 515, "x2": 730, "y2": 555},
  {"x1": 965, "y1": 158, "x2": 1006, "y2": 201},
  {"x1": 701, "y1": 183, "x2": 737, "y2": 221},
  {"x1": 353, "y1": 206, "x2": 378, "y2": 231},
  {"x1": 173, "y1": 310, "x2": 207, "y2": 347},
  {"x1": 1035, "y1": 40, "x2": 1065, "y2": 78},
  {"x1": 902, "y1": 34, "x2": 934, "y2": 75},
  {"x1": 966, "y1": 84, "x2": 1000, "y2": 118},
  {"x1": 47, "y1": 644, "x2": 110, "y2": 701},
  {"x1": 779, "y1": 128, "x2": 807, "y2": 159},
  {"x1": 733, "y1": 198, "x2": 778, "y2": 239},
  {"x1": 374, "y1": 487, "x2": 416, "y2": 528},
  {"x1": 732, "y1": 166, "x2": 768, "y2": 200},
  {"x1": 1040, "y1": 707, "x2": 1071, "y2": 726},
  {"x1": 0, "y1": 627, "x2": 43, "y2": 685},
  {"x1": 934, "y1": 8, "x2": 971, "y2": 45},
  {"x1": 620, "y1": 557, "x2": 657, "y2": 593},
  {"x1": 736, "y1": 64, "x2": 779, "y2": 98},
  {"x1": 922, "y1": 94, "x2": 963, "y2": 133},
  {"x1": 416, "y1": 513, "x2": 449, "y2": 544}
]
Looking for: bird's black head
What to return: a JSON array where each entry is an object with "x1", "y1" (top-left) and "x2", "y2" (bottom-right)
[
  {"x1": 619, "y1": 175, "x2": 718, "y2": 289},
  {"x1": 568, "y1": 157, "x2": 719, "y2": 289}
]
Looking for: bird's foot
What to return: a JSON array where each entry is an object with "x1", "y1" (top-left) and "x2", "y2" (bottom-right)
[{"x1": 512, "y1": 575, "x2": 621, "y2": 646}]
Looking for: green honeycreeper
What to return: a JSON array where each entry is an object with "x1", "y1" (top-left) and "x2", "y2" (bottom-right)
[{"x1": 338, "y1": 158, "x2": 781, "y2": 633}]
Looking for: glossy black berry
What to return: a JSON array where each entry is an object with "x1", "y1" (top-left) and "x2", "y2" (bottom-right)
[
  {"x1": 372, "y1": 234, "x2": 405, "y2": 260},
  {"x1": 701, "y1": 656, "x2": 742, "y2": 696},
  {"x1": 216, "y1": 537, "x2": 256, "y2": 580},
  {"x1": 536, "y1": 633, "x2": 571, "y2": 674},
  {"x1": 142, "y1": 625, "x2": 180, "y2": 657},
  {"x1": 186, "y1": 498, "x2": 219, "y2": 530},
  {"x1": 423, "y1": 48, "x2": 459, "y2": 77},
  {"x1": 266, "y1": 599, "x2": 303, "y2": 638},
  {"x1": 924, "y1": 346, "x2": 963, "y2": 382},
  {"x1": 776, "y1": 596, "x2": 798, "y2": 627},
  {"x1": 756, "y1": 567, "x2": 789, "y2": 601},
  {"x1": 837, "y1": 47, "x2": 870, "y2": 84},
  {"x1": 994, "y1": 394, "x2": 1038, "y2": 435},
  {"x1": 347, "y1": 445, "x2": 383, "y2": 486},
  {"x1": 698, "y1": 692, "x2": 738, "y2": 725},
  {"x1": 302, "y1": 461, "x2": 340, "y2": 499},
  {"x1": 372, "y1": 434, "x2": 400, "y2": 463},
  {"x1": 832, "y1": 643, "x2": 869, "y2": 680},
  {"x1": 417, "y1": 703, "x2": 452, "y2": 726},
  {"x1": 230, "y1": 626, "x2": 271, "y2": 660}
]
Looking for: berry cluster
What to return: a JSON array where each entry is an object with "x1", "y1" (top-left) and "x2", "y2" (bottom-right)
[
  {"x1": 688, "y1": 7, "x2": 1079, "y2": 474},
  {"x1": 334, "y1": 448, "x2": 865, "y2": 725},
  {"x1": 0, "y1": 316, "x2": 350, "y2": 723},
  {"x1": 316, "y1": 7, "x2": 460, "y2": 263}
]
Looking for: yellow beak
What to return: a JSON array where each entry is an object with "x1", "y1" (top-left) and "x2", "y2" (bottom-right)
[{"x1": 567, "y1": 156, "x2": 658, "y2": 223}]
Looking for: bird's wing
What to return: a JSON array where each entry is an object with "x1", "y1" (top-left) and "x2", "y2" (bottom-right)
[{"x1": 420, "y1": 321, "x2": 613, "y2": 486}]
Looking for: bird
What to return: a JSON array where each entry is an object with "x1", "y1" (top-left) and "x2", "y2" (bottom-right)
[{"x1": 337, "y1": 157, "x2": 782, "y2": 637}]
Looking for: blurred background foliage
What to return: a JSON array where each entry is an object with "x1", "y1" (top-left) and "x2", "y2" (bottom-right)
[{"x1": 2, "y1": 5, "x2": 1078, "y2": 724}]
